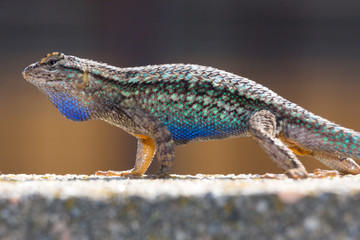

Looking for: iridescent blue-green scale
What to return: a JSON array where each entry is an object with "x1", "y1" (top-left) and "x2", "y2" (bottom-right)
[{"x1": 132, "y1": 77, "x2": 265, "y2": 144}]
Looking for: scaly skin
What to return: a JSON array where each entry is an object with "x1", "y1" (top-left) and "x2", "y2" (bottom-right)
[{"x1": 22, "y1": 52, "x2": 360, "y2": 178}]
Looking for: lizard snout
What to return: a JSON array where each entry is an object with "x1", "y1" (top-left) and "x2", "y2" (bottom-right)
[{"x1": 22, "y1": 62, "x2": 38, "y2": 80}]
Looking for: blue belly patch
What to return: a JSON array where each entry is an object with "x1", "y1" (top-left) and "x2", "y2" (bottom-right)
[{"x1": 163, "y1": 118, "x2": 242, "y2": 144}]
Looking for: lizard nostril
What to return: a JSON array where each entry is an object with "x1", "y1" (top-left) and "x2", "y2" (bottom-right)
[{"x1": 22, "y1": 67, "x2": 30, "y2": 78}]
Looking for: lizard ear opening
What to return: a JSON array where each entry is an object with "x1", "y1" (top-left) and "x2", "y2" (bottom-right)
[{"x1": 75, "y1": 71, "x2": 89, "y2": 88}]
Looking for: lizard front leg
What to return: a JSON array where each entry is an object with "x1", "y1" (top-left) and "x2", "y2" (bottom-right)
[
  {"x1": 96, "y1": 135, "x2": 156, "y2": 177},
  {"x1": 249, "y1": 110, "x2": 308, "y2": 179},
  {"x1": 96, "y1": 108, "x2": 174, "y2": 177}
]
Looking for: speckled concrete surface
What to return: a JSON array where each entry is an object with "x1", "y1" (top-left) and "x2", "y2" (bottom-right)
[{"x1": 0, "y1": 173, "x2": 360, "y2": 239}]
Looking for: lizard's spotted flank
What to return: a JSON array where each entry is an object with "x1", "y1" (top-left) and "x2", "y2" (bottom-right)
[{"x1": 23, "y1": 52, "x2": 360, "y2": 178}]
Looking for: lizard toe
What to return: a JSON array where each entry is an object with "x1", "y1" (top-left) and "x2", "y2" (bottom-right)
[{"x1": 285, "y1": 168, "x2": 308, "y2": 179}]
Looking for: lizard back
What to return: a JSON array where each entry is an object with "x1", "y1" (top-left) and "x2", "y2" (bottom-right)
[{"x1": 106, "y1": 63, "x2": 286, "y2": 144}]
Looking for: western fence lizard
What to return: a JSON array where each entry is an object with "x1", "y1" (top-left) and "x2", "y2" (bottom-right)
[{"x1": 22, "y1": 52, "x2": 360, "y2": 178}]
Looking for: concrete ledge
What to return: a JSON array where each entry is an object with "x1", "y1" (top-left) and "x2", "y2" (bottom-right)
[{"x1": 0, "y1": 174, "x2": 359, "y2": 239}]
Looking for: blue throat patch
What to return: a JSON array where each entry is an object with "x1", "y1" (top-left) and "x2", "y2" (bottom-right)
[{"x1": 49, "y1": 92, "x2": 92, "y2": 121}]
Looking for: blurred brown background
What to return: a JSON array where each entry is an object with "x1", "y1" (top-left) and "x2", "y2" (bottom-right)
[{"x1": 0, "y1": 1, "x2": 360, "y2": 175}]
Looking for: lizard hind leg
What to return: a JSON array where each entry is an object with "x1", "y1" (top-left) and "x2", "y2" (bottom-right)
[{"x1": 248, "y1": 110, "x2": 308, "y2": 179}]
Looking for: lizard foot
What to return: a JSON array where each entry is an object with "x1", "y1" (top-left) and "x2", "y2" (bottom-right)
[
  {"x1": 313, "y1": 169, "x2": 340, "y2": 178},
  {"x1": 154, "y1": 165, "x2": 171, "y2": 178},
  {"x1": 285, "y1": 168, "x2": 308, "y2": 179},
  {"x1": 95, "y1": 170, "x2": 140, "y2": 177},
  {"x1": 154, "y1": 172, "x2": 170, "y2": 178}
]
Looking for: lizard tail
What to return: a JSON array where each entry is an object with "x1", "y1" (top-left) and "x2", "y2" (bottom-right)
[{"x1": 282, "y1": 114, "x2": 360, "y2": 161}]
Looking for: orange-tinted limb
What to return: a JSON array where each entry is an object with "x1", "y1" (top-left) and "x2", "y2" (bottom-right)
[{"x1": 96, "y1": 134, "x2": 156, "y2": 177}]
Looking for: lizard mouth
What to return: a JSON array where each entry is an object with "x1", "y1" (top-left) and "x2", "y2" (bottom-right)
[{"x1": 23, "y1": 63, "x2": 59, "y2": 84}]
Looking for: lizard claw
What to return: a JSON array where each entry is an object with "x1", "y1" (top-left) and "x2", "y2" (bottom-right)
[
  {"x1": 285, "y1": 168, "x2": 308, "y2": 179},
  {"x1": 313, "y1": 169, "x2": 340, "y2": 178},
  {"x1": 95, "y1": 170, "x2": 137, "y2": 177}
]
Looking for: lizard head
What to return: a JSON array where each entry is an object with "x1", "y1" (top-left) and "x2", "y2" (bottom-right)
[
  {"x1": 23, "y1": 52, "x2": 88, "y2": 87},
  {"x1": 23, "y1": 52, "x2": 97, "y2": 121}
]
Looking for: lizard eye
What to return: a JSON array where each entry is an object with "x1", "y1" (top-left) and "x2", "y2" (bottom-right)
[
  {"x1": 40, "y1": 52, "x2": 64, "y2": 67},
  {"x1": 47, "y1": 59, "x2": 57, "y2": 66}
]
